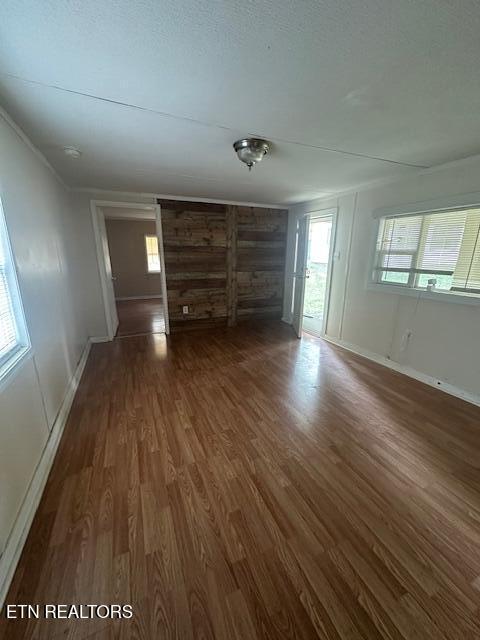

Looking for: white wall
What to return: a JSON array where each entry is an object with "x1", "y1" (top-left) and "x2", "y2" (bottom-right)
[
  {"x1": 0, "y1": 110, "x2": 91, "y2": 560},
  {"x1": 287, "y1": 156, "x2": 480, "y2": 400}
]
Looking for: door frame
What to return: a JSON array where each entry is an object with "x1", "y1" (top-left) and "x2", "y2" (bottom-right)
[
  {"x1": 293, "y1": 207, "x2": 337, "y2": 338},
  {"x1": 90, "y1": 199, "x2": 170, "y2": 339},
  {"x1": 291, "y1": 214, "x2": 310, "y2": 337}
]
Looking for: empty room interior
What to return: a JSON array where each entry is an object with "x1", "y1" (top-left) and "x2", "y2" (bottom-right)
[{"x1": 1, "y1": 1, "x2": 480, "y2": 638}]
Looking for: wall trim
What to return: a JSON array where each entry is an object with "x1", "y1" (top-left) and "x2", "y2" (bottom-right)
[
  {"x1": 0, "y1": 106, "x2": 67, "y2": 189},
  {"x1": 0, "y1": 339, "x2": 92, "y2": 609},
  {"x1": 322, "y1": 335, "x2": 480, "y2": 408},
  {"x1": 115, "y1": 294, "x2": 162, "y2": 301},
  {"x1": 89, "y1": 336, "x2": 111, "y2": 343},
  {"x1": 74, "y1": 187, "x2": 285, "y2": 210}
]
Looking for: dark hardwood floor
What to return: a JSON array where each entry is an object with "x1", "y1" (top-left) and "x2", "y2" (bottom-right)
[
  {"x1": 2, "y1": 321, "x2": 480, "y2": 639},
  {"x1": 116, "y1": 298, "x2": 165, "y2": 336}
]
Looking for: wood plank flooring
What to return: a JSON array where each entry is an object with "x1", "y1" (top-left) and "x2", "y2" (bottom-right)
[
  {"x1": 116, "y1": 298, "x2": 165, "y2": 337},
  {"x1": 2, "y1": 321, "x2": 480, "y2": 639}
]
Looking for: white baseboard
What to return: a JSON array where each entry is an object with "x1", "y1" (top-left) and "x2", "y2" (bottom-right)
[
  {"x1": 89, "y1": 335, "x2": 111, "y2": 343},
  {"x1": 115, "y1": 295, "x2": 162, "y2": 301},
  {"x1": 0, "y1": 339, "x2": 92, "y2": 609},
  {"x1": 322, "y1": 335, "x2": 480, "y2": 408}
]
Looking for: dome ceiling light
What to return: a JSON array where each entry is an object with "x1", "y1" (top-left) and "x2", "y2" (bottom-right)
[{"x1": 233, "y1": 138, "x2": 270, "y2": 171}]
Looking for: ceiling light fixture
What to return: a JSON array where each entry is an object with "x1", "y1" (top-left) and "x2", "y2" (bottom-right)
[
  {"x1": 233, "y1": 138, "x2": 270, "y2": 171},
  {"x1": 63, "y1": 146, "x2": 82, "y2": 158}
]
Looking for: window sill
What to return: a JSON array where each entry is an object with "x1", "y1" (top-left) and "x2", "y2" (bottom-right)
[
  {"x1": 366, "y1": 282, "x2": 480, "y2": 306},
  {"x1": 0, "y1": 345, "x2": 33, "y2": 391}
]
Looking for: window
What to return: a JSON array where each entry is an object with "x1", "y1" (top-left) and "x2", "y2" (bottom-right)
[
  {"x1": 373, "y1": 207, "x2": 480, "y2": 296},
  {"x1": 145, "y1": 234, "x2": 161, "y2": 273},
  {"x1": 0, "y1": 200, "x2": 29, "y2": 380}
]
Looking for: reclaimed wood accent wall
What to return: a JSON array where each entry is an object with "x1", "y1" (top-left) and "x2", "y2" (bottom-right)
[
  {"x1": 159, "y1": 199, "x2": 287, "y2": 332},
  {"x1": 160, "y1": 200, "x2": 228, "y2": 333},
  {"x1": 236, "y1": 206, "x2": 287, "y2": 321}
]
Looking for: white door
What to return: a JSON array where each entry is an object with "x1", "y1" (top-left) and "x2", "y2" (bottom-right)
[
  {"x1": 98, "y1": 212, "x2": 119, "y2": 337},
  {"x1": 291, "y1": 215, "x2": 310, "y2": 337},
  {"x1": 302, "y1": 214, "x2": 334, "y2": 336}
]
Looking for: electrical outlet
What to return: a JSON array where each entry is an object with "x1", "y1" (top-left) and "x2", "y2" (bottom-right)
[{"x1": 182, "y1": 305, "x2": 189, "y2": 315}]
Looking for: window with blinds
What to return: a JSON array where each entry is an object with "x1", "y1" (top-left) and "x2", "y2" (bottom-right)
[
  {"x1": 0, "y1": 250, "x2": 18, "y2": 360},
  {"x1": 0, "y1": 200, "x2": 29, "y2": 377},
  {"x1": 145, "y1": 234, "x2": 161, "y2": 273},
  {"x1": 373, "y1": 207, "x2": 480, "y2": 295}
]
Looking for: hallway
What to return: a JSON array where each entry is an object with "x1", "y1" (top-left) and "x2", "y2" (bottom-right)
[{"x1": 116, "y1": 298, "x2": 165, "y2": 337}]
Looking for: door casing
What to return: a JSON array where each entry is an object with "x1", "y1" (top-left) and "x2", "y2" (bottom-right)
[{"x1": 291, "y1": 208, "x2": 337, "y2": 338}]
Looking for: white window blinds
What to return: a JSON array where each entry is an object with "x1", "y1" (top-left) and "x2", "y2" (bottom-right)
[
  {"x1": 0, "y1": 247, "x2": 18, "y2": 360},
  {"x1": 376, "y1": 216, "x2": 422, "y2": 285},
  {"x1": 0, "y1": 207, "x2": 23, "y2": 366},
  {"x1": 374, "y1": 207, "x2": 480, "y2": 294},
  {"x1": 451, "y1": 209, "x2": 480, "y2": 293}
]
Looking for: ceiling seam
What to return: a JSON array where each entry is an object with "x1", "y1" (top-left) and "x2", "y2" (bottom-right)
[{"x1": 2, "y1": 72, "x2": 428, "y2": 169}]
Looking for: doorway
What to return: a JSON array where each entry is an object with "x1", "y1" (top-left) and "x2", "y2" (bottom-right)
[
  {"x1": 302, "y1": 214, "x2": 334, "y2": 335},
  {"x1": 291, "y1": 209, "x2": 336, "y2": 338},
  {"x1": 105, "y1": 217, "x2": 165, "y2": 336},
  {"x1": 91, "y1": 201, "x2": 170, "y2": 339}
]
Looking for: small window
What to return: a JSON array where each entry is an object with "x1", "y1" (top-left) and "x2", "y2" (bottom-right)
[
  {"x1": 0, "y1": 199, "x2": 30, "y2": 380},
  {"x1": 373, "y1": 207, "x2": 480, "y2": 296},
  {"x1": 145, "y1": 234, "x2": 161, "y2": 273}
]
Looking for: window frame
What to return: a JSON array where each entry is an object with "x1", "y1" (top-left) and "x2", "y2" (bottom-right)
[
  {"x1": 0, "y1": 198, "x2": 31, "y2": 384},
  {"x1": 368, "y1": 203, "x2": 480, "y2": 307},
  {"x1": 144, "y1": 234, "x2": 161, "y2": 274}
]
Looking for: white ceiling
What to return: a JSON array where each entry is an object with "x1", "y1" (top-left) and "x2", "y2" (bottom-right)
[{"x1": 1, "y1": 0, "x2": 480, "y2": 205}]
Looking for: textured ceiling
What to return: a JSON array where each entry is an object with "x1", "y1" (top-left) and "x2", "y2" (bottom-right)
[{"x1": 1, "y1": 0, "x2": 480, "y2": 205}]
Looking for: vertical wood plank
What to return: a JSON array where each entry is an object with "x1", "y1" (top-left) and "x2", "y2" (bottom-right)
[
  {"x1": 161, "y1": 202, "x2": 228, "y2": 332},
  {"x1": 236, "y1": 207, "x2": 288, "y2": 320},
  {"x1": 226, "y1": 205, "x2": 238, "y2": 327}
]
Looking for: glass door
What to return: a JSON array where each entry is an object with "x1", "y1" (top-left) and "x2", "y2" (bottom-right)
[{"x1": 302, "y1": 214, "x2": 334, "y2": 336}]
